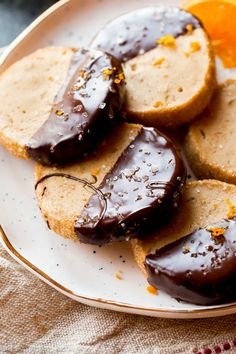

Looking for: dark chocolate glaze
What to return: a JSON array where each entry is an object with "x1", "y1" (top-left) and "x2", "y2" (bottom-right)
[
  {"x1": 26, "y1": 49, "x2": 125, "y2": 166},
  {"x1": 91, "y1": 7, "x2": 201, "y2": 62},
  {"x1": 145, "y1": 218, "x2": 236, "y2": 305},
  {"x1": 75, "y1": 127, "x2": 186, "y2": 245}
]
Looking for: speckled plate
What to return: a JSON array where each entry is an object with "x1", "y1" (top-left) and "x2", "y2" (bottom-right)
[{"x1": 1, "y1": 0, "x2": 236, "y2": 319}]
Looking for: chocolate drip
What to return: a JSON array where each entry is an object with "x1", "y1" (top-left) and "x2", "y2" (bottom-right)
[
  {"x1": 75, "y1": 127, "x2": 186, "y2": 245},
  {"x1": 91, "y1": 7, "x2": 201, "y2": 62},
  {"x1": 26, "y1": 49, "x2": 125, "y2": 166},
  {"x1": 35, "y1": 172, "x2": 107, "y2": 231},
  {"x1": 145, "y1": 218, "x2": 236, "y2": 305}
]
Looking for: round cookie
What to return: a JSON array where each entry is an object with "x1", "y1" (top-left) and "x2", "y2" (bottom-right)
[
  {"x1": 91, "y1": 7, "x2": 216, "y2": 128},
  {"x1": 35, "y1": 124, "x2": 142, "y2": 241},
  {"x1": 26, "y1": 49, "x2": 125, "y2": 166},
  {"x1": 185, "y1": 80, "x2": 236, "y2": 184},
  {"x1": 146, "y1": 217, "x2": 236, "y2": 305},
  {"x1": 0, "y1": 47, "x2": 125, "y2": 165},
  {"x1": 132, "y1": 180, "x2": 236, "y2": 274},
  {"x1": 0, "y1": 47, "x2": 74, "y2": 159},
  {"x1": 35, "y1": 123, "x2": 186, "y2": 245}
]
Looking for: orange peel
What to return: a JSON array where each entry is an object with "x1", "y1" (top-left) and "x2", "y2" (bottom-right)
[{"x1": 182, "y1": 0, "x2": 236, "y2": 68}]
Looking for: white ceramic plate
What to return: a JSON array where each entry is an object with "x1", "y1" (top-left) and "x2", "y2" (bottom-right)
[{"x1": 1, "y1": 0, "x2": 236, "y2": 319}]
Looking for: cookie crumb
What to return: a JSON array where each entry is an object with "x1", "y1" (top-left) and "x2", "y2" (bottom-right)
[
  {"x1": 183, "y1": 245, "x2": 190, "y2": 254},
  {"x1": 115, "y1": 273, "x2": 123, "y2": 280},
  {"x1": 153, "y1": 101, "x2": 163, "y2": 108}
]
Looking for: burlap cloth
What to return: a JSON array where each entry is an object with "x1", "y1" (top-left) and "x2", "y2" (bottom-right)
[{"x1": 1, "y1": 245, "x2": 236, "y2": 354}]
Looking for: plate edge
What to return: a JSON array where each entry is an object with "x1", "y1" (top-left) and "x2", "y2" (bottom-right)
[
  {"x1": 1, "y1": 224, "x2": 236, "y2": 319},
  {"x1": 0, "y1": 0, "x2": 70, "y2": 70}
]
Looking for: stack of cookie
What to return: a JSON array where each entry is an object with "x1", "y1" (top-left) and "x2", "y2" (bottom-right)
[{"x1": 1, "y1": 6, "x2": 236, "y2": 306}]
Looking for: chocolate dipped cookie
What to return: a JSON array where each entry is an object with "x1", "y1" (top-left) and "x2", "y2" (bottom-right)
[
  {"x1": 0, "y1": 47, "x2": 73, "y2": 160},
  {"x1": 132, "y1": 180, "x2": 236, "y2": 305},
  {"x1": 35, "y1": 123, "x2": 186, "y2": 245},
  {"x1": 146, "y1": 217, "x2": 236, "y2": 305},
  {"x1": 91, "y1": 7, "x2": 216, "y2": 128},
  {"x1": 0, "y1": 47, "x2": 125, "y2": 165}
]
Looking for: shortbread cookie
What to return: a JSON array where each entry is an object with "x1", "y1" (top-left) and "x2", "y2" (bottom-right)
[
  {"x1": 35, "y1": 123, "x2": 186, "y2": 244},
  {"x1": 146, "y1": 217, "x2": 236, "y2": 305},
  {"x1": 27, "y1": 49, "x2": 125, "y2": 166},
  {"x1": 185, "y1": 80, "x2": 236, "y2": 184},
  {"x1": 35, "y1": 124, "x2": 141, "y2": 241},
  {"x1": 0, "y1": 47, "x2": 73, "y2": 159},
  {"x1": 0, "y1": 48, "x2": 125, "y2": 165},
  {"x1": 91, "y1": 7, "x2": 216, "y2": 128},
  {"x1": 132, "y1": 180, "x2": 236, "y2": 273}
]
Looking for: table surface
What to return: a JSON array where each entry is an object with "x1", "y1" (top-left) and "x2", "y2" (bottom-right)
[{"x1": 0, "y1": 0, "x2": 58, "y2": 47}]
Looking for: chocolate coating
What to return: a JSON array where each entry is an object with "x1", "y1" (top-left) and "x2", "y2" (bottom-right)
[
  {"x1": 75, "y1": 127, "x2": 186, "y2": 245},
  {"x1": 145, "y1": 218, "x2": 236, "y2": 305},
  {"x1": 91, "y1": 7, "x2": 201, "y2": 62},
  {"x1": 26, "y1": 49, "x2": 125, "y2": 166}
]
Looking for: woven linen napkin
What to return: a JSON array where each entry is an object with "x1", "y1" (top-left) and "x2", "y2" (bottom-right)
[{"x1": 1, "y1": 245, "x2": 236, "y2": 354}]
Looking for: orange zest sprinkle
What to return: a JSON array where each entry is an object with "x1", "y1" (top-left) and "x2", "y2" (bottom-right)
[
  {"x1": 115, "y1": 273, "x2": 123, "y2": 280},
  {"x1": 102, "y1": 68, "x2": 113, "y2": 78},
  {"x1": 213, "y1": 203, "x2": 219, "y2": 209},
  {"x1": 186, "y1": 23, "x2": 193, "y2": 33},
  {"x1": 152, "y1": 57, "x2": 165, "y2": 66},
  {"x1": 226, "y1": 198, "x2": 236, "y2": 218},
  {"x1": 191, "y1": 41, "x2": 201, "y2": 52},
  {"x1": 208, "y1": 227, "x2": 226, "y2": 238},
  {"x1": 55, "y1": 109, "x2": 64, "y2": 116},
  {"x1": 146, "y1": 285, "x2": 158, "y2": 295},
  {"x1": 114, "y1": 72, "x2": 125, "y2": 84},
  {"x1": 79, "y1": 70, "x2": 85, "y2": 78},
  {"x1": 91, "y1": 167, "x2": 100, "y2": 176},
  {"x1": 156, "y1": 35, "x2": 176, "y2": 47},
  {"x1": 153, "y1": 101, "x2": 163, "y2": 108},
  {"x1": 184, "y1": 41, "x2": 201, "y2": 57}
]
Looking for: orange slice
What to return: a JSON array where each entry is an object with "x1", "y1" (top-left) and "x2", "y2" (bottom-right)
[{"x1": 182, "y1": 0, "x2": 236, "y2": 68}]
